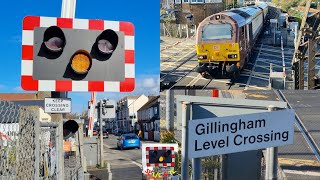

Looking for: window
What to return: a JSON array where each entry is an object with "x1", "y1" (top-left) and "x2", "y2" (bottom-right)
[
  {"x1": 183, "y1": 0, "x2": 189, "y2": 3},
  {"x1": 205, "y1": 0, "x2": 222, "y2": 3},
  {"x1": 175, "y1": 0, "x2": 181, "y2": 4},
  {"x1": 154, "y1": 107, "x2": 158, "y2": 115},
  {"x1": 202, "y1": 24, "x2": 232, "y2": 40},
  {"x1": 125, "y1": 135, "x2": 138, "y2": 139},
  {"x1": 191, "y1": 0, "x2": 204, "y2": 3}
]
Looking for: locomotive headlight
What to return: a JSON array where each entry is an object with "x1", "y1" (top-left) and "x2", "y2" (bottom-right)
[
  {"x1": 70, "y1": 50, "x2": 92, "y2": 74},
  {"x1": 228, "y1": 54, "x2": 238, "y2": 59},
  {"x1": 215, "y1": 15, "x2": 221, "y2": 20},
  {"x1": 198, "y1": 55, "x2": 207, "y2": 60}
]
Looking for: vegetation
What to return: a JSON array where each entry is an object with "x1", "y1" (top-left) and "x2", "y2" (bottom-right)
[
  {"x1": 272, "y1": 0, "x2": 317, "y2": 12},
  {"x1": 160, "y1": 131, "x2": 220, "y2": 179}
]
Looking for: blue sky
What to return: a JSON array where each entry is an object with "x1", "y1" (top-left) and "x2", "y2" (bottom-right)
[{"x1": 0, "y1": 0, "x2": 160, "y2": 113}]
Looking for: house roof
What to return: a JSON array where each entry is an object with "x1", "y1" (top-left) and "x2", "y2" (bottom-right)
[
  {"x1": 126, "y1": 96, "x2": 140, "y2": 99},
  {"x1": 137, "y1": 96, "x2": 159, "y2": 112},
  {"x1": 0, "y1": 93, "x2": 37, "y2": 101}
]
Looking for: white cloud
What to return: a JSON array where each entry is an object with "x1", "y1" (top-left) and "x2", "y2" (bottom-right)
[
  {"x1": 13, "y1": 86, "x2": 22, "y2": 92},
  {"x1": 95, "y1": 74, "x2": 159, "y2": 101},
  {"x1": 143, "y1": 78, "x2": 157, "y2": 88},
  {"x1": 70, "y1": 74, "x2": 160, "y2": 113}
]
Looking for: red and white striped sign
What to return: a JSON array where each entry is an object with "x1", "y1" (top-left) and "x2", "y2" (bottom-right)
[
  {"x1": 21, "y1": 16, "x2": 135, "y2": 92},
  {"x1": 146, "y1": 146, "x2": 175, "y2": 167}
]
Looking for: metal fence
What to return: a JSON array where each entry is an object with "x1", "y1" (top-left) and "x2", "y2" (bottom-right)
[
  {"x1": 39, "y1": 123, "x2": 59, "y2": 180},
  {"x1": 160, "y1": 23, "x2": 197, "y2": 39},
  {"x1": 0, "y1": 101, "x2": 37, "y2": 179},
  {"x1": 0, "y1": 100, "x2": 85, "y2": 180}
]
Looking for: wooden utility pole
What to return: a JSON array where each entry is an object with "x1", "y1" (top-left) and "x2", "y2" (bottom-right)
[{"x1": 292, "y1": 0, "x2": 312, "y2": 89}]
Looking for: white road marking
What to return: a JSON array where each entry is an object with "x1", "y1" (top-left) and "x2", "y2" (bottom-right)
[
  {"x1": 283, "y1": 170, "x2": 320, "y2": 176},
  {"x1": 107, "y1": 163, "x2": 112, "y2": 180},
  {"x1": 160, "y1": 49, "x2": 196, "y2": 71},
  {"x1": 186, "y1": 74, "x2": 202, "y2": 87}
]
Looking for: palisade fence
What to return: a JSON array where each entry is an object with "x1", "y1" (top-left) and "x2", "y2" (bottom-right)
[
  {"x1": 0, "y1": 100, "x2": 84, "y2": 180},
  {"x1": 160, "y1": 23, "x2": 197, "y2": 38}
]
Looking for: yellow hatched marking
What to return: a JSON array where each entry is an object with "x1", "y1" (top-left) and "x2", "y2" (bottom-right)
[{"x1": 279, "y1": 158, "x2": 320, "y2": 167}]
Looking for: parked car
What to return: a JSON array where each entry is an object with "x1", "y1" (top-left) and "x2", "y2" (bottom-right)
[
  {"x1": 117, "y1": 134, "x2": 140, "y2": 150},
  {"x1": 98, "y1": 128, "x2": 109, "y2": 138},
  {"x1": 93, "y1": 129, "x2": 98, "y2": 136},
  {"x1": 115, "y1": 129, "x2": 124, "y2": 136}
]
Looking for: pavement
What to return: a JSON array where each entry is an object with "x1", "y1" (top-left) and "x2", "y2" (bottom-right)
[{"x1": 88, "y1": 134, "x2": 155, "y2": 180}]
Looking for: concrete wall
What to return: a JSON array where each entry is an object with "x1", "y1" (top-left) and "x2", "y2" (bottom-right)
[{"x1": 39, "y1": 107, "x2": 51, "y2": 122}]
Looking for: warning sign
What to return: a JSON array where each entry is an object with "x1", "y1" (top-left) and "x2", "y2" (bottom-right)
[{"x1": 45, "y1": 98, "x2": 71, "y2": 113}]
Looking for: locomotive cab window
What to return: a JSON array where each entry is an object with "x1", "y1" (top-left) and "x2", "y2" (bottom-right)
[{"x1": 202, "y1": 24, "x2": 232, "y2": 40}]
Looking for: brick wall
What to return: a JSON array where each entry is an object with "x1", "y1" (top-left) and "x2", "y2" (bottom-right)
[{"x1": 174, "y1": 3, "x2": 224, "y2": 25}]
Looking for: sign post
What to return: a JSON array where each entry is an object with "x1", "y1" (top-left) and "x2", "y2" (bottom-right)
[{"x1": 181, "y1": 102, "x2": 190, "y2": 180}]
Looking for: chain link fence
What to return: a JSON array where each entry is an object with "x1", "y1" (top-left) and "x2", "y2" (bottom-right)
[
  {"x1": 0, "y1": 101, "x2": 37, "y2": 179},
  {"x1": 160, "y1": 23, "x2": 197, "y2": 39},
  {"x1": 39, "y1": 124, "x2": 59, "y2": 180},
  {"x1": 0, "y1": 100, "x2": 85, "y2": 180}
]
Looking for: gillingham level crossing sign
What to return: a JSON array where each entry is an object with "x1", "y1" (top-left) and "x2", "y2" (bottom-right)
[
  {"x1": 188, "y1": 109, "x2": 295, "y2": 158},
  {"x1": 21, "y1": 16, "x2": 135, "y2": 92}
]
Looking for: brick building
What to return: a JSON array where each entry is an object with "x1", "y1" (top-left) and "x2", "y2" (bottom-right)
[{"x1": 161, "y1": 0, "x2": 225, "y2": 25}]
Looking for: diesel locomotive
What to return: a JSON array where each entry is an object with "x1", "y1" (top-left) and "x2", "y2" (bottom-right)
[{"x1": 195, "y1": 3, "x2": 268, "y2": 80}]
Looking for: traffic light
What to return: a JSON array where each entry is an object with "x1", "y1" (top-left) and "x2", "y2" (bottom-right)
[
  {"x1": 149, "y1": 149, "x2": 173, "y2": 164},
  {"x1": 21, "y1": 16, "x2": 135, "y2": 92},
  {"x1": 63, "y1": 120, "x2": 79, "y2": 139}
]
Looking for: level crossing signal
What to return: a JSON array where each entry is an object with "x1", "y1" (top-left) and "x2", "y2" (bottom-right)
[{"x1": 21, "y1": 16, "x2": 135, "y2": 92}]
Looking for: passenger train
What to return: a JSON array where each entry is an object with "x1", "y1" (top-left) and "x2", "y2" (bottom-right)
[{"x1": 195, "y1": 3, "x2": 269, "y2": 80}]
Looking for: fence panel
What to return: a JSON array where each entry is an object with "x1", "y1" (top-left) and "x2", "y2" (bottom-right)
[
  {"x1": 39, "y1": 124, "x2": 58, "y2": 180},
  {"x1": 0, "y1": 101, "x2": 38, "y2": 180},
  {"x1": 160, "y1": 23, "x2": 197, "y2": 38}
]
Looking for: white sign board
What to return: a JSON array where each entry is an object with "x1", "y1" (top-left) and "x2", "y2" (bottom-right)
[
  {"x1": 45, "y1": 98, "x2": 71, "y2": 113},
  {"x1": 96, "y1": 100, "x2": 116, "y2": 119},
  {"x1": 188, "y1": 109, "x2": 295, "y2": 158}
]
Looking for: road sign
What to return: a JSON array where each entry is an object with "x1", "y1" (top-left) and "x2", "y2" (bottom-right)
[
  {"x1": 142, "y1": 143, "x2": 178, "y2": 174},
  {"x1": 98, "y1": 99, "x2": 116, "y2": 119},
  {"x1": 45, "y1": 98, "x2": 71, "y2": 113},
  {"x1": 188, "y1": 109, "x2": 295, "y2": 158},
  {"x1": 21, "y1": 16, "x2": 135, "y2": 92}
]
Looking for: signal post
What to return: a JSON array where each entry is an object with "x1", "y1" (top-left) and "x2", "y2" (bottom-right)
[{"x1": 21, "y1": 0, "x2": 135, "y2": 176}]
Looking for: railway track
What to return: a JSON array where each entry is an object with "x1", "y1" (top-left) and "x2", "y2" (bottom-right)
[{"x1": 160, "y1": 33, "x2": 299, "y2": 91}]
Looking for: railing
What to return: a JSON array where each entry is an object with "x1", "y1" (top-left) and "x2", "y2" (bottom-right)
[{"x1": 160, "y1": 23, "x2": 197, "y2": 39}]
